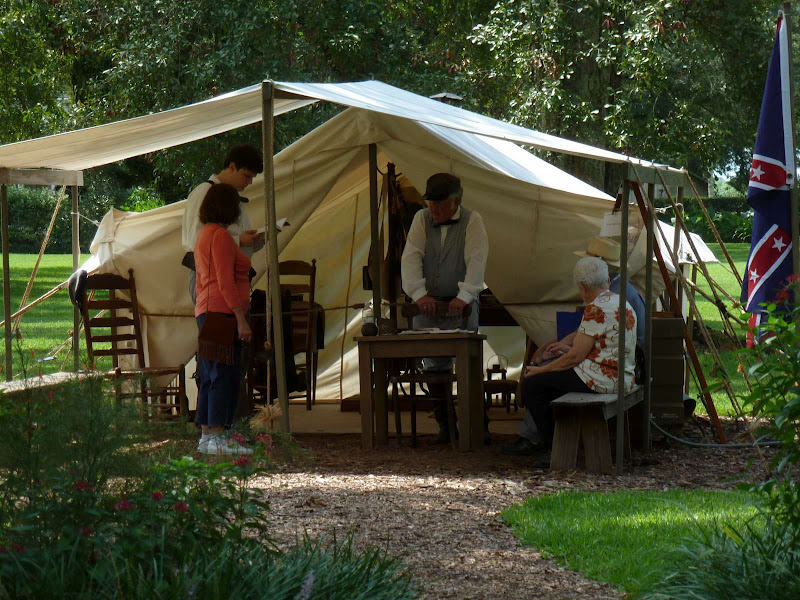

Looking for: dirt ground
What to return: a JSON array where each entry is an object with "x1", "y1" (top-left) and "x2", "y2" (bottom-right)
[{"x1": 252, "y1": 416, "x2": 773, "y2": 600}]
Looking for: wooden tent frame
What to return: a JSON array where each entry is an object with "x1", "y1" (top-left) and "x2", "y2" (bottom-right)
[{"x1": 0, "y1": 168, "x2": 83, "y2": 381}]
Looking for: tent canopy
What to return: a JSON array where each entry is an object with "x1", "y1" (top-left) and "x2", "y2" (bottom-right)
[{"x1": 0, "y1": 80, "x2": 676, "y2": 172}]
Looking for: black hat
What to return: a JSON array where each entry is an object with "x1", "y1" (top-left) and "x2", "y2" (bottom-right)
[{"x1": 423, "y1": 173, "x2": 462, "y2": 202}]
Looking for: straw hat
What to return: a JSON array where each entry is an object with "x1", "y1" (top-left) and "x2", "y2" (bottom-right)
[{"x1": 574, "y1": 236, "x2": 621, "y2": 267}]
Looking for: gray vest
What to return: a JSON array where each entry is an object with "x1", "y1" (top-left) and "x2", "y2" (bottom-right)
[{"x1": 421, "y1": 206, "x2": 472, "y2": 298}]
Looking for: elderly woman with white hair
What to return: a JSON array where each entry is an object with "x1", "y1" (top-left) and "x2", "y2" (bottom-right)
[{"x1": 500, "y1": 257, "x2": 638, "y2": 465}]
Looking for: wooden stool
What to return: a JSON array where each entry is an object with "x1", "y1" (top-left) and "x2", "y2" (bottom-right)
[
  {"x1": 390, "y1": 372, "x2": 457, "y2": 449},
  {"x1": 484, "y1": 364, "x2": 518, "y2": 412}
]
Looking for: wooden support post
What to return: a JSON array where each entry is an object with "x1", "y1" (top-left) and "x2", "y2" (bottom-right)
[
  {"x1": 686, "y1": 265, "x2": 698, "y2": 395},
  {"x1": 369, "y1": 144, "x2": 382, "y2": 322},
  {"x1": 643, "y1": 183, "x2": 654, "y2": 451},
  {"x1": 673, "y1": 189, "x2": 683, "y2": 313},
  {"x1": 631, "y1": 183, "x2": 727, "y2": 442},
  {"x1": 2, "y1": 185, "x2": 11, "y2": 381},
  {"x1": 616, "y1": 181, "x2": 629, "y2": 475},
  {"x1": 262, "y1": 80, "x2": 290, "y2": 433},
  {"x1": 72, "y1": 185, "x2": 80, "y2": 371}
]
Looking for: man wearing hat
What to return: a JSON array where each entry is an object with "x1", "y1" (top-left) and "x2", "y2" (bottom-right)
[
  {"x1": 401, "y1": 172, "x2": 489, "y2": 444},
  {"x1": 499, "y1": 234, "x2": 646, "y2": 457}
]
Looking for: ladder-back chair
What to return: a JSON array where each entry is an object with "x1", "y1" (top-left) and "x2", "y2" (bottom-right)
[
  {"x1": 80, "y1": 269, "x2": 187, "y2": 417},
  {"x1": 279, "y1": 259, "x2": 318, "y2": 409}
]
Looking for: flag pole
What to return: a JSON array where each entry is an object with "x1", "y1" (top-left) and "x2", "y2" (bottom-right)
[{"x1": 785, "y1": 3, "x2": 800, "y2": 314}]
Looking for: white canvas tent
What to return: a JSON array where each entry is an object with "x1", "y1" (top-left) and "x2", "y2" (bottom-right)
[{"x1": 0, "y1": 80, "x2": 712, "y2": 405}]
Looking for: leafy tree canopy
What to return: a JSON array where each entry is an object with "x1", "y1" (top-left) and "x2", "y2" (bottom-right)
[{"x1": 0, "y1": 0, "x2": 786, "y2": 200}]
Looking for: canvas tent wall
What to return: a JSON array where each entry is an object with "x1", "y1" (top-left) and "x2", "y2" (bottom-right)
[{"x1": 85, "y1": 106, "x2": 617, "y2": 401}]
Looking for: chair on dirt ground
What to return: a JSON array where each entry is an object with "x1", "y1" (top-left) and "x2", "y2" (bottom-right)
[
  {"x1": 279, "y1": 259, "x2": 319, "y2": 410},
  {"x1": 484, "y1": 363, "x2": 518, "y2": 413},
  {"x1": 79, "y1": 269, "x2": 186, "y2": 417}
]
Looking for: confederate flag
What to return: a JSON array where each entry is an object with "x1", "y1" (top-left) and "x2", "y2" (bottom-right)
[{"x1": 741, "y1": 12, "x2": 795, "y2": 344}]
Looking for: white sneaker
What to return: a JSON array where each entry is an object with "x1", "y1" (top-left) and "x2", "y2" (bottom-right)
[
  {"x1": 197, "y1": 438, "x2": 210, "y2": 453},
  {"x1": 200, "y1": 436, "x2": 253, "y2": 456}
]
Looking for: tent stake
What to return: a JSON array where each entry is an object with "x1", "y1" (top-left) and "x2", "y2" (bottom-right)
[{"x1": 262, "y1": 81, "x2": 290, "y2": 433}]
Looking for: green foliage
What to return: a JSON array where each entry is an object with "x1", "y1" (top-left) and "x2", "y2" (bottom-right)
[
  {"x1": 0, "y1": 374, "x2": 415, "y2": 599},
  {"x1": 502, "y1": 489, "x2": 759, "y2": 597},
  {"x1": 642, "y1": 515, "x2": 800, "y2": 600},
  {"x1": 731, "y1": 278, "x2": 800, "y2": 537},
  {"x1": 680, "y1": 204, "x2": 753, "y2": 244},
  {"x1": 120, "y1": 186, "x2": 164, "y2": 212}
]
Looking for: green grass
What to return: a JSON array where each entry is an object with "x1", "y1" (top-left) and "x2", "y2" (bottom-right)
[
  {"x1": 502, "y1": 489, "x2": 761, "y2": 598},
  {"x1": 0, "y1": 253, "x2": 89, "y2": 378},
  {"x1": 686, "y1": 243, "x2": 749, "y2": 417}
]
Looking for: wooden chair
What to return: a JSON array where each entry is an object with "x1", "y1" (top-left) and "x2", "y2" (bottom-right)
[
  {"x1": 279, "y1": 259, "x2": 318, "y2": 410},
  {"x1": 80, "y1": 269, "x2": 186, "y2": 417},
  {"x1": 484, "y1": 363, "x2": 518, "y2": 413}
]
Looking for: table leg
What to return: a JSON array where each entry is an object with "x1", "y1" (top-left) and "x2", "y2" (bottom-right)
[
  {"x1": 374, "y1": 357, "x2": 389, "y2": 445},
  {"x1": 469, "y1": 343, "x2": 484, "y2": 449},
  {"x1": 359, "y1": 344, "x2": 374, "y2": 449},
  {"x1": 456, "y1": 343, "x2": 472, "y2": 452}
]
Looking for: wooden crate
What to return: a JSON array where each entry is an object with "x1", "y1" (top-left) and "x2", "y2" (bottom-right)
[{"x1": 650, "y1": 316, "x2": 686, "y2": 425}]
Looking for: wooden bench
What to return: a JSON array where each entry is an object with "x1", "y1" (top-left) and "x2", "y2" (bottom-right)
[{"x1": 550, "y1": 385, "x2": 644, "y2": 474}]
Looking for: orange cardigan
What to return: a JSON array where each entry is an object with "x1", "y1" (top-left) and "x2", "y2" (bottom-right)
[{"x1": 194, "y1": 224, "x2": 251, "y2": 317}]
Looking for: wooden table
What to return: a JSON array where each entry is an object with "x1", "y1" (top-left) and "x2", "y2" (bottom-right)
[{"x1": 356, "y1": 332, "x2": 486, "y2": 451}]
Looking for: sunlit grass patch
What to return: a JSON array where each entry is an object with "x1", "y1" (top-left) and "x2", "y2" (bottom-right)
[{"x1": 502, "y1": 489, "x2": 760, "y2": 597}]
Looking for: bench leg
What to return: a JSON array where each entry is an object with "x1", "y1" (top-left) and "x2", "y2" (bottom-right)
[
  {"x1": 551, "y1": 407, "x2": 580, "y2": 471},
  {"x1": 581, "y1": 407, "x2": 613, "y2": 474}
]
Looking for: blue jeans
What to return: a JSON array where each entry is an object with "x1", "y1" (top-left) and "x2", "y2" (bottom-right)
[{"x1": 195, "y1": 314, "x2": 241, "y2": 428}]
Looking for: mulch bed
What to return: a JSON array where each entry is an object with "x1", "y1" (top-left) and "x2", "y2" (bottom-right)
[{"x1": 253, "y1": 416, "x2": 775, "y2": 600}]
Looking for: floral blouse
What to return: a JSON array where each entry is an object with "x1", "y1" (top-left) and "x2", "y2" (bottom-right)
[{"x1": 573, "y1": 291, "x2": 637, "y2": 393}]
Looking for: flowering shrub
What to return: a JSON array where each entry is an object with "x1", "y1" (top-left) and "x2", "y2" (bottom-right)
[{"x1": 0, "y1": 375, "x2": 415, "y2": 599}]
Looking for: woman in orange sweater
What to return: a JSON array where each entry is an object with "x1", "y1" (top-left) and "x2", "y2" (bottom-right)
[{"x1": 194, "y1": 183, "x2": 253, "y2": 455}]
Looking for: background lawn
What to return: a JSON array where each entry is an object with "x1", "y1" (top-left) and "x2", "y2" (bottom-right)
[
  {"x1": 502, "y1": 489, "x2": 761, "y2": 598},
  {"x1": 0, "y1": 253, "x2": 91, "y2": 378},
  {"x1": 685, "y1": 243, "x2": 749, "y2": 418}
]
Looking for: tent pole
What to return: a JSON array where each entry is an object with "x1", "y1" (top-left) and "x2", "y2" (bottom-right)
[
  {"x1": 616, "y1": 180, "x2": 629, "y2": 476},
  {"x1": 262, "y1": 80, "x2": 290, "y2": 433},
  {"x1": 72, "y1": 184, "x2": 80, "y2": 371},
  {"x1": 2, "y1": 184, "x2": 11, "y2": 381},
  {"x1": 368, "y1": 144, "x2": 382, "y2": 321},
  {"x1": 643, "y1": 182, "x2": 654, "y2": 451},
  {"x1": 673, "y1": 188, "x2": 683, "y2": 313}
]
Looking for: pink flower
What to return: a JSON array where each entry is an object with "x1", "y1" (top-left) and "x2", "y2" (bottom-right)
[
  {"x1": 74, "y1": 481, "x2": 89, "y2": 493},
  {"x1": 786, "y1": 273, "x2": 800, "y2": 283},
  {"x1": 12, "y1": 544, "x2": 25, "y2": 553},
  {"x1": 174, "y1": 502, "x2": 188, "y2": 514},
  {"x1": 776, "y1": 290, "x2": 791, "y2": 305},
  {"x1": 115, "y1": 500, "x2": 134, "y2": 512},
  {"x1": 255, "y1": 433, "x2": 274, "y2": 449},
  {"x1": 230, "y1": 432, "x2": 248, "y2": 446},
  {"x1": 0, "y1": 546, "x2": 7, "y2": 554},
  {"x1": 79, "y1": 526, "x2": 92, "y2": 537},
  {"x1": 233, "y1": 455, "x2": 251, "y2": 467},
  {"x1": 151, "y1": 491, "x2": 163, "y2": 502}
]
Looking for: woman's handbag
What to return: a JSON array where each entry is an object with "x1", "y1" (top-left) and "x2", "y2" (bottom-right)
[{"x1": 197, "y1": 229, "x2": 237, "y2": 365}]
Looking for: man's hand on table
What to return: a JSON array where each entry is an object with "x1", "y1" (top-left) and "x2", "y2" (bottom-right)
[
  {"x1": 416, "y1": 295, "x2": 436, "y2": 317},
  {"x1": 447, "y1": 297, "x2": 467, "y2": 317}
]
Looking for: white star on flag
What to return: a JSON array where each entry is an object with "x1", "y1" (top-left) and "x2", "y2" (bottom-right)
[
  {"x1": 772, "y1": 236, "x2": 787, "y2": 252},
  {"x1": 751, "y1": 164, "x2": 765, "y2": 180},
  {"x1": 750, "y1": 268, "x2": 760, "y2": 283}
]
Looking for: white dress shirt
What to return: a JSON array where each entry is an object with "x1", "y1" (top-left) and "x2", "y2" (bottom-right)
[
  {"x1": 181, "y1": 174, "x2": 255, "y2": 256},
  {"x1": 401, "y1": 206, "x2": 489, "y2": 304}
]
